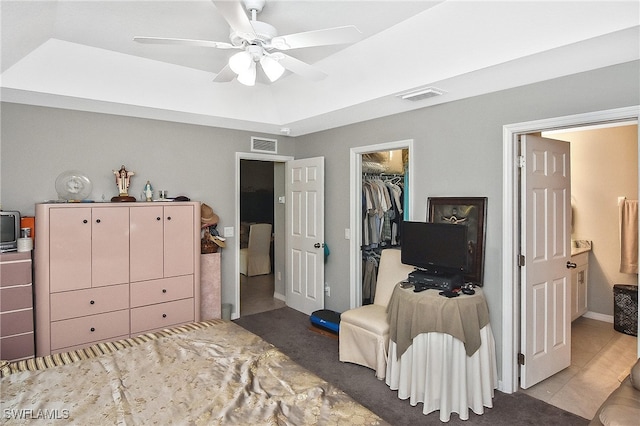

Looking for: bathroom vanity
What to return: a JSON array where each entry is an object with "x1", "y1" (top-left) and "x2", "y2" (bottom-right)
[{"x1": 570, "y1": 240, "x2": 591, "y2": 321}]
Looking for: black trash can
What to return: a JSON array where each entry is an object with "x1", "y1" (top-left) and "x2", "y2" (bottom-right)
[{"x1": 613, "y1": 284, "x2": 638, "y2": 337}]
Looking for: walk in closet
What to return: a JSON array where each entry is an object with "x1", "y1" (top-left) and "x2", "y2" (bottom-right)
[{"x1": 361, "y1": 149, "x2": 408, "y2": 304}]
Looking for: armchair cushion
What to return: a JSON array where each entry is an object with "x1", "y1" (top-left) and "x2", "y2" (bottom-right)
[
  {"x1": 340, "y1": 305, "x2": 389, "y2": 336},
  {"x1": 590, "y1": 358, "x2": 640, "y2": 425}
]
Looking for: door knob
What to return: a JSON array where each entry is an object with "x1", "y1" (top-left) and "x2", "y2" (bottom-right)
[
  {"x1": 314, "y1": 243, "x2": 324, "y2": 248},
  {"x1": 566, "y1": 261, "x2": 577, "y2": 269}
]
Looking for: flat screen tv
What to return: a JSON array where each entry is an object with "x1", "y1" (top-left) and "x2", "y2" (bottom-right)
[{"x1": 401, "y1": 221, "x2": 469, "y2": 276}]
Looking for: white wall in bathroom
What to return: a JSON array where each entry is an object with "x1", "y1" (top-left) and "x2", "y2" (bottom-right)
[{"x1": 551, "y1": 124, "x2": 638, "y2": 316}]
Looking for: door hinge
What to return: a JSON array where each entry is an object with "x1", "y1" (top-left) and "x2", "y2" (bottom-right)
[
  {"x1": 518, "y1": 353, "x2": 525, "y2": 365},
  {"x1": 518, "y1": 155, "x2": 526, "y2": 168},
  {"x1": 518, "y1": 254, "x2": 525, "y2": 267}
]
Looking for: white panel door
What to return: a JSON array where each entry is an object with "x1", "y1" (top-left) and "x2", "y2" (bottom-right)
[
  {"x1": 285, "y1": 157, "x2": 325, "y2": 315},
  {"x1": 520, "y1": 134, "x2": 572, "y2": 389}
]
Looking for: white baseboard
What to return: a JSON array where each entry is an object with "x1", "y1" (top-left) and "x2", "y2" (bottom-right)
[
  {"x1": 274, "y1": 292, "x2": 285, "y2": 302},
  {"x1": 582, "y1": 311, "x2": 614, "y2": 323}
]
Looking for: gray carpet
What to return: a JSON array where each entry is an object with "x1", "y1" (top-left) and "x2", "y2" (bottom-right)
[{"x1": 235, "y1": 306, "x2": 589, "y2": 425}]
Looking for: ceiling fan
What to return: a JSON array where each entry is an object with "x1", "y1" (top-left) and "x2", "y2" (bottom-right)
[{"x1": 134, "y1": 0, "x2": 363, "y2": 86}]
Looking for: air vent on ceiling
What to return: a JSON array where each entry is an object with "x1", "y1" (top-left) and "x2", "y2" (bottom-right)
[
  {"x1": 397, "y1": 86, "x2": 445, "y2": 102},
  {"x1": 251, "y1": 137, "x2": 278, "y2": 153}
]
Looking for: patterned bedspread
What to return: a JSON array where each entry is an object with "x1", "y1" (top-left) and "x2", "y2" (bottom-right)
[{"x1": 1, "y1": 320, "x2": 387, "y2": 425}]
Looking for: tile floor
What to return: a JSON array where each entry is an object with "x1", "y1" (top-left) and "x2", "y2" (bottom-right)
[
  {"x1": 240, "y1": 273, "x2": 285, "y2": 316},
  {"x1": 520, "y1": 317, "x2": 638, "y2": 420}
]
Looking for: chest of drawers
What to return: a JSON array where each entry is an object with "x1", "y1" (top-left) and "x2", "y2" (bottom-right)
[
  {"x1": 0, "y1": 251, "x2": 34, "y2": 361},
  {"x1": 35, "y1": 202, "x2": 201, "y2": 356}
]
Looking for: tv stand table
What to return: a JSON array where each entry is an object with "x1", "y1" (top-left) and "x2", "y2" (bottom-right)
[{"x1": 385, "y1": 285, "x2": 497, "y2": 421}]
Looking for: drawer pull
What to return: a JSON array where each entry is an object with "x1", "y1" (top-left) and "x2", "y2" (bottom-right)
[
  {"x1": 83, "y1": 219, "x2": 88, "y2": 224},
  {"x1": 90, "y1": 327, "x2": 95, "y2": 332},
  {"x1": 90, "y1": 300, "x2": 95, "y2": 305},
  {"x1": 156, "y1": 217, "x2": 161, "y2": 221},
  {"x1": 96, "y1": 219, "x2": 101, "y2": 224},
  {"x1": 162, "y1": 289, "x2": 167, "y2": 293},
  {"x1": 162, "y1": 314, "x2": 167, "y2": 318},
  {"x1": 167, "y1": 216, "x2": 172, "y2": 221}
]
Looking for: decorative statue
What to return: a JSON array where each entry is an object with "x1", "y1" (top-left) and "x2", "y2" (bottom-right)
[
  {"x1": 143, "y1": 181, "x2": 153, "y2": 201},
  {"x1": 111, "y1": 165, "x2": 136, "y2": 202}
]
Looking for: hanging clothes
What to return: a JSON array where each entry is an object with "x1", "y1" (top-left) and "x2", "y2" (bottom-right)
[
  {"x1": 362, "y1": 250, "x2": 381, "y2": 305},
  {"x1": 362, "y1": 174, "x2": 404, "y2": 249}
]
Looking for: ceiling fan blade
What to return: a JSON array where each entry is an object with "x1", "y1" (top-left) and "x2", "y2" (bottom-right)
[
  {"x1": 213, "y1": 64, "x2": 237, "y2": 82},
  {"x1": 211, "y1": 0, "x2": 256, "y2": 41},
  {"x1": 270, "y1": 25, "x2": 362, "y2": 50},
  {"x1": 133, "y1": 36, "x2": 237, "y2": 49},
  {"x1": 270, "y1": 53, "x2": 327, "y2": 81}
]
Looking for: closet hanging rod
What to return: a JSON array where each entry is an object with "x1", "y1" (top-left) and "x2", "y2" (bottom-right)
[{"x1": 363, "y1": 172, "x2": 404, "y2": 179}]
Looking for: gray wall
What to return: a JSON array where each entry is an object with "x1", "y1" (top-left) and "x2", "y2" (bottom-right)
[
  {"x1": 1, "y1": 60, "x2": 638, "y2": 384},
  {"x1": 0, "y1": 106, "x2": 295, "y2": 307},
  {"x1": 293, "y1": 61, "x2": 640, "y2": 377}
]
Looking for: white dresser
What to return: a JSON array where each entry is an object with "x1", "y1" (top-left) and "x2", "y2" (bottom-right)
[{"x1": 35, "y1": 202, "x2": 201, "y2": 356}]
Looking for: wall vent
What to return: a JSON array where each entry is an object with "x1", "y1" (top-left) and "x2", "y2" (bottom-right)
[
  {"x1": 251, "y1": 137, "x2": 277, "y2": 153},
  {"x1": 396, "y1": 86, "x2": 445, "y2": 102}
]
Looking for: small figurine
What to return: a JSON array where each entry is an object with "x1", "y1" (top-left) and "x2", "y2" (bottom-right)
[
  {"x1": 111, "y1": 165, "x2": 136, "y2": 202},
  {"x1": 143, "y1": 181, "x2": 153, "y2": 201}
]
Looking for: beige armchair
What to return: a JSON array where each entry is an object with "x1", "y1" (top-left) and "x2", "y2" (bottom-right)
[
  {"x1": 339, "y1": 248, "x2": 414, "y2": 379},
  {"x1": 239, "y1": 223, "x2": 272, "y2": 277}
]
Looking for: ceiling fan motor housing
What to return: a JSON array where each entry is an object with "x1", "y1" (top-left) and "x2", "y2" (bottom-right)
[{"x1": 230, "y1": 20, "x2": 277, "y2": 47}]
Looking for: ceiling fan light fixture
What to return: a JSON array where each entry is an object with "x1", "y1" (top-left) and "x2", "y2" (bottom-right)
[
  {"x1": 229, "y1": 50, "x2": 252, "y2": 74},
  {"x1": 260, "y1": 56, "x2": 285, "y2": 82},
  {"x1": 237, "y1": 62, "x2": 257, "y2": 86}
]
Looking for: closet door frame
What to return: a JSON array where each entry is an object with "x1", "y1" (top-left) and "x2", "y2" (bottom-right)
[{"x1": 349, "y1": 139, "x2": 415, "y2": 309}]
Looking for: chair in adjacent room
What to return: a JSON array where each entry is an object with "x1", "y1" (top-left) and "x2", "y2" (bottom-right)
[
  {"x1": 339, "y1": 248, "x2": 414, "y2": 379},
  {"x1": 239, "y1": 223, "x2": 272, "y2": 277}
]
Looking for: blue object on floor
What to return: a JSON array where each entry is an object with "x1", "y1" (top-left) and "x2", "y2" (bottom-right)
[{"x1": 310, "y1": 309, "x2": 340, "y2": 333}]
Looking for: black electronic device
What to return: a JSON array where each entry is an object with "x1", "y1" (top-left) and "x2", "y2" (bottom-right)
[
  {"x1": 401, "y1": 221, "x2": 468, "y2": 291},
  {"x1": 408, "y1": 269, "x2": 463, "y2": 291},
  {"x1": 461, "y1": 287, "x2": 475, "y2": 295}
]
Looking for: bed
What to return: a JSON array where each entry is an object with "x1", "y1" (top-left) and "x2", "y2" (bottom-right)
[{"x1": 1, "y1": 320, "x2": 387, "y2": 425}]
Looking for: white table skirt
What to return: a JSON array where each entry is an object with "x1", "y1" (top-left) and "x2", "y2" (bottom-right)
[{"x1": 385, "y1": 324, "x2": 498, "y2": 422}]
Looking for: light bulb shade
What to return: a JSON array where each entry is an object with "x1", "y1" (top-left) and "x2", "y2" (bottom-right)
[
  {"x1": 260, "y1": 56, "x2": 285, "y2": 82},
  {"x1": 237, "y1": 62, "x2": 256, "y2": 86},
  {"x1": 229, "y1": 51, "x2": 252, "y2": 75}
]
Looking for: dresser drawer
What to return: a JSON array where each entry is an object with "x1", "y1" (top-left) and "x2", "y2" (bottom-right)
[
  {"x1": 0, "y1": 259, "x2": 31, "y2": 287},
  {"x1": 50, "y1": 309, "x2": 130, "y2": 350},
  {"x1": 0, "y1": 333, "x2": 34, "y2": 361},
  {"x1": 130, "y1": 275, "x2": 193, "y2": 308},
  {"x1": 0, "y1": 285, "x2": 33, "y2": 311},
  {"x1": 50, "y1": 284, "x2": 129, "y2": 321},
  {"x1": 130, "y1": 298, "x2": 194, "y2": 335},
  {"x1": 1, "y1": 309, "x2": 34, "y2": 336}
]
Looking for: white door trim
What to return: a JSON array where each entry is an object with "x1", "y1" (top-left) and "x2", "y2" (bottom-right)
[
  {"x1": 234, "y1": 152, "x2": 294, "y2": 320},
  {"x1": 349, "y1": 139, "x2": 415, "y2": 309},
  {"x1": 501, "y1": 105, "x2": 640, "y2": 393}
]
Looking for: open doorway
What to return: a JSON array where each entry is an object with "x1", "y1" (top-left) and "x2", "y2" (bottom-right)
[
  {"x1": 234, "y1": 153, "x2": 293, "y2": 319},
  {"x1": 239, "y1": 159, "x2": 284, "y2": 316},
  {"x1": 349, "y1": 139, "x2": 414, "y2": 309},
  {"x1": 517, "y1": 123, "x2": 638, "y2": 418},
  {"x1": 501, "y1": 106, "x2": 640, "y2": 397}
]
